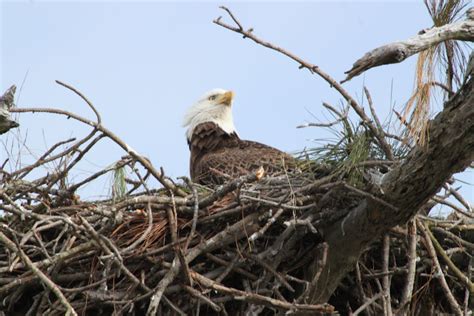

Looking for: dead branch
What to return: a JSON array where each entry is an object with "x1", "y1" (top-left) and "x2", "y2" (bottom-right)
[
  {"x1": 343, "y1": 9, "x2": 474, "y2": 83},
  {"x1": 214, "y1": 6, "x2": 395, "y2": 161}
]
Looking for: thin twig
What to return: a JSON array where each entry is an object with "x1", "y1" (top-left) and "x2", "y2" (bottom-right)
[
  {"x1": 213, "y1": 6, "x2": 394, "y2": 160},
  {"x1": 0, "y1": 231, "x2": 77, "y2": 316},
  {"x1": 418, "y1": 219, "x2": 463, "y2": 316}
]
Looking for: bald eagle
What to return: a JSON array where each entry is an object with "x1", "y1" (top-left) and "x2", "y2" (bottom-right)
[{"x1": 183, "y1": 89, "x2": 295, "y2": 186}]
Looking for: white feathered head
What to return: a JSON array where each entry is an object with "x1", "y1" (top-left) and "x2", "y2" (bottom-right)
[{"x1": 183, "y1": 89, "x2": 236, "y2": 141}]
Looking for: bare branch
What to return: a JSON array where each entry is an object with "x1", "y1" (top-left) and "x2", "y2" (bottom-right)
[
  {"x1": 214, "y1": 6, "x2": 394, "y2": 160},
  {"x1": 343, "y1": 13, "x2": 474, "y2": 82}
]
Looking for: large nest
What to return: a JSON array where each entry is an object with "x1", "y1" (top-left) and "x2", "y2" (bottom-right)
[{"x1": 0, "y1": 146, "x2": 473, "y2": 315}]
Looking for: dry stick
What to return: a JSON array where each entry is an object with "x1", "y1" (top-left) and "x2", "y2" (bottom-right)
[
  {"x1": 431, "y1": 227, "x2": 474, "y2": 251},
  {"x1": 353, "y1": 292, "x2": 385, "y2": 316},
  {"x1": 399, "y1": 219, "x2": 417, "y2": 313},
  {"x1": 355, "y1": 263, "x2": 370, "y2": 312},
  {"x1": 46, "y1": 133, "x2": 105, "y2": 191},
  {"x1": 167, "y1": 191, "x2": 193, "y2": 287},
  {"x1": 243, "y1": 252, "x2": 294, "y2": 293},
  {"x1": 13, "y1": 137, "x2": 75, "y2": 178},
  {"x1": 214, "y1": 6, "x2": 394, "y2": 161},
  {"x1": 464, "y1": 256, "x2": 473, "y2": 315},
  {"x1": 242, "y1": 195, "x2": 315, "y2": 211},
  {"x1": 55, "y1": 80, "x2": 102, "y2": 124},
  {"x1": 424, "y1": 222, "x2": 474, "y2": 294},
  {"x1": 206, "y1": 252, "x2": 257, "y2": 281},
  {"x1": 0, "y1": 231, "x2": 77, "y2": 316},
  {"x1": 381, "y1": 234, "x2": 393, "y2": 316},
  {"x1": 0, "y1": 240, "x2": 95, "y2": 274},
  {"x1": 146, "y1": 212, "x2": 261, "y2": 315},
  {"x1": 444, "y1": 183, "x2": 472, "y2": 212},
  {"x1": 301, "y1": 243, "x2": 328, "y2": 304},
  {"x1": 429, "y1": 81, "x2": 455, "y2": 96},
  {"x1": 364, "y1": 87, "x2": 386, "y2": 139},
  {"x1": 342, "y1": 14, "x2": 474, "y2": 82},
  {"x1": 432, "y1": 196, "x2": 474, "y2": 219},
  {"x1": 11, "y1": 133, "x2": 91, "y2": 179},
  {"x1": 341, "y1": 183, "x2": 398, "y2": 211},
  {"x1": 249, "y1": 208, "x2": 284, "y2": 242},
  {"x1": 182, "y1": 177, "x2": 199, "y2": 251},
  {"x1": 198, "y1": 166, "x2": 264, "y2": 208},
  {"x1": 114, "y1": 195, "x2": 187, "y2": 210},
  {"x1": 0, "y1": 191, "x2": 33, "y2": 219},
  {"x1": 12, "y1": 101, "x2": 185, "y2": 197},
  {"x1": 77, "y1": 216, "x2": 184, "y2": 314},
  {"x1": 78, "y1": 217, "x2": 148, "y2": 292},
  {"x1": 183, "y1": 285, "x2": 222, "y2": 312},
  {"x1": 417, "y1": 220, "x2": 463, "y2": 316},
  {"x1": 297, "y1": 103, "x2": 349, "y2": 128},
  {"x1": 68, "y1": 157, "x2": 133, "y2": 193},
  {"x1": 191, "y1": 270, "x2": 333, "y2": 314},
  {"x1": 162, "y1": 296, "x2": 187, "y2": 316},
  {"x1": 211, "y1": 252, "x2": 243, "y2": 285}
]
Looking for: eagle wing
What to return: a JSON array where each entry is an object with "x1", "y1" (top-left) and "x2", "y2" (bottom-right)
[{"x1": 193, "y1": 139, "x2": 295, "y2": 185}]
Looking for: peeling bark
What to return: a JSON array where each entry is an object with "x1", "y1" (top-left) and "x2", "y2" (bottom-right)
[{"x1": 342, "y1": 10, "x2": 474, "y2": 83}]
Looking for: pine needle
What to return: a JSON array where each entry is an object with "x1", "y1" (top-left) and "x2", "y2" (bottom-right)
[{"x1": 403, "y1": 0, "x2": 469, "y2": 146}]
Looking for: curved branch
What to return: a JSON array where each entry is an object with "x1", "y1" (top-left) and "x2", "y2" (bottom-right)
[
  {"x1": 343, "y1": 11, "x2": 474, "y2": 83},
  {"x1": 11, "y1": 93, "x2": 186, "y2": 197},
  {"x1": 214, "y1": 6, "x2": 394, "y2": 160}
]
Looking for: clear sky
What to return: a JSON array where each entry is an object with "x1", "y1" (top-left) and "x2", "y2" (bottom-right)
[{"x1": 1, "y1": 1, "x2": 472, "y2": 210}]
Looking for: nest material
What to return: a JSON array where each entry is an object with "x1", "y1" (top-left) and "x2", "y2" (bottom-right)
[{"x1": 0, "y1": 164, "x2": 473, "y2": 316}]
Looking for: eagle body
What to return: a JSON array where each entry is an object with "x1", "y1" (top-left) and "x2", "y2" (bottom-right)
[{"x1": 184, "y1": 89, "x2": 294, "y2": 186}]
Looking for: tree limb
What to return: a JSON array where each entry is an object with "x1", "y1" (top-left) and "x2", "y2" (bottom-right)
[
  {"x1": 342, "y1": 10, "x2": 474, "y2": 83},
  {"x1": 307, "y1": 76, "x2": 474, "y2": 303}
]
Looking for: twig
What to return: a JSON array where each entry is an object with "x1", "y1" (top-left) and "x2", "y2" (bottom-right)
[
  {"x1": 183, "y1": 285, "x2": 222, "y2": 312},
  {"x1": 146, "y1": 212, "x2": 261, "y2": 314},
  {"x1": 213, "y1": 6, "x2": 394, "y2": 160},
  {"x1": 0, "y1": 231, "x2": 77, "y2": 316},
  {"x1": 364, "y1": 87, "x2": 389, "y2": 153},
  {"x1": 353, "y1": 292, "x2": 385, "y2": 316},
  {"x1": 244, "y1": 252, "x2": 295, "y2": 293},
  {"x1": 182, "y1": 177, "x2": 199, "y2": 251},
  {"x1": 198, "y1": 166, "x2": 264, "y2": 208},
  {"x1": 169, "y1": 191, "x2": 193, "y2": 286},
  {"x1": 12, "y1": 102, "x2": 185, "y2": 196},
  {"x1": 56, "y1": 80, "x2": 102, "y2": 124},
  {"x1": 191, "y1": 270, "x2": 334, "y2": 314},
  {"x1": 249, "y1": 208, "x2": 284, "y2": 242},
  {"x1": 399, "y1": 219, "x2": 417, "y2": 313},
  {"x1": 418, "y1": 219, "x2": 463, "y2": 316},
  {"x1": 424, "y1": 222, "x2": 474, "y2": 294},
  {"x1": 301, "y1": 242, "x2": 328, "y2": 304},
  {"x1": 381, "y1": 234, "x2": 393, "y2": 316},
  {"x1": 297, "y1": 103, "x2": 349, "y2": 128}
]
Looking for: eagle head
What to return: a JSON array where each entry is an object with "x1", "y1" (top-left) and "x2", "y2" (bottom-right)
[{"x1": 183, "y1": 89, "x2": 236, "y2": 142}]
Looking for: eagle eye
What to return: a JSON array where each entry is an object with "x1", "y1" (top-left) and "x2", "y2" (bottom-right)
[{"x1": 208, "y1": 95, "x2": 217, "y2": 101}]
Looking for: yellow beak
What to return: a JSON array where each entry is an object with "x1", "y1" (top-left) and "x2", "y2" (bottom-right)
[{"x1": 218, "y1": 90, "x2": 234, "y2": 106}]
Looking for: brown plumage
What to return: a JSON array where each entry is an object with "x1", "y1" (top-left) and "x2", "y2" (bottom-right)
[
  {"x1": 189, "y1": 121, "x2": 295, "y2": 185},
  {"x1": 183, "y1": 89, "x2": 295, "y2": 186}
]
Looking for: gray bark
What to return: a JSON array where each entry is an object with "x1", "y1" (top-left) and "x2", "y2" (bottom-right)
[
  {"x1": 342, "y1": 9, "x2": 474, "y2": 83},
  {"x1": 307, "y1": 77, "x2": 474, "y2": 303}
]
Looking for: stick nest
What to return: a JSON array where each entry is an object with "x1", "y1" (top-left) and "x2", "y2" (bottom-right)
[{"x1": 0, "y1": 160, "x2": 472, "y2": 315}]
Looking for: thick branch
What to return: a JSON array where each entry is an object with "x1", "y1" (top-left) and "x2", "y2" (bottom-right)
[
  {"x1": 343, "y1": 12, "x2": 474, "y2": 82},
  {"x1": 308, "y1": 77, "x2": 474, "y2": 303}
]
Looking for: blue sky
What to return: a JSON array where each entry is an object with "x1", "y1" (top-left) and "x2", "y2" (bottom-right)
[{"x1": 1, "y1": 1, "x2": 472, "y2": 208}]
